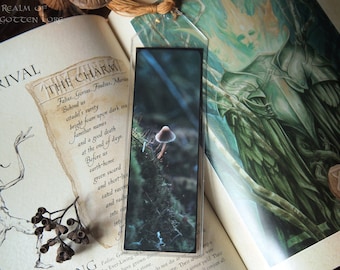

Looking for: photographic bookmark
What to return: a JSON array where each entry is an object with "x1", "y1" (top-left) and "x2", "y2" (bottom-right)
[{"x1": 122, "y1": 9, "x2": 208, "y2": 255}]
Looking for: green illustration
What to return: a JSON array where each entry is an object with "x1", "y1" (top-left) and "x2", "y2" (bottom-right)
[{"x1": 132, "y1": 0, "x2": 340, "y2": 265}]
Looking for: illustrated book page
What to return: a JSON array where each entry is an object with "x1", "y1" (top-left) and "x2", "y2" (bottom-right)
[
  {"x1": 129, "y1": 0, "x2": 340, "y2": 269},
  {"x1": 0, "y1": 14, "x2": 245, "y2": 270}
]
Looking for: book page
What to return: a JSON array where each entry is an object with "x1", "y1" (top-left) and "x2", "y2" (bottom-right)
[
  {"x1": 23, "y1": 18, "x2": 130, "y2": 248},
  {"x1": 0, "y1": 14, "x2": 245, "y2": 269},
  {"x1": 26, "y1": 55, "x2": 129, "y2": 247},
  {"x1": 127, "y1": 0, "x2": 340, "y2": 269}
]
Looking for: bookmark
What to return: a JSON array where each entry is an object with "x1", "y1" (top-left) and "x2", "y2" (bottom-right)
[{"x1": 122, "y1": 10, "x2": 208, "y2": 255}]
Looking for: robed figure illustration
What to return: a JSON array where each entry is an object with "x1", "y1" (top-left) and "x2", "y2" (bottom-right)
[{"x1": 215, "y1": 0, "x2": 340, "y2": 259}]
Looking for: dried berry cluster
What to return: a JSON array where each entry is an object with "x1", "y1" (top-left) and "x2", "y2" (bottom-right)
[{"x1": 31, "y1": 197, "x2": 89, "y2": 263}]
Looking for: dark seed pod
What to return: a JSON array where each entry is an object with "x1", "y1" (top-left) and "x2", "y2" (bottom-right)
[
  {"x1": 37, "y1": 207, "x2": 47, "y2": 214},
  {"x1": 31, "y1": 215, "x2": 42, "y2": 224},
  {"x1": 33, "y1": 197, "x2": 89, "y2": 262},
  {"x1": 45, "y1": 221, "x2": 57, "y2": 231},
  {"x1": 77, "y1": 229, "x2": 86, "y2": 239},
  {"x1": 56, "y1": 253, "x2": 64, "y2": 263},
  {"x1": 50, "y1": 222, "x2": 57, "y2": 229},
  {"x1": 55, "y1": 224, "x2": 68, "y2": 235},
  {"x1": 63, "y1": 251, "x2": 72, "y2": 261},
  {"x1": 47, "y1": 238, "x2": 58, "y2": 246},
  {"x1": 74, "y1": 238, "x2": 82, "y2": 244},
  {"x1": 66, "y1": 218, "x2": 76, "y2": 226},
  {"x1": 56, "y1": 244, "x2": 75, "y2": 263},
  {"x1": 63, "y1": 246, "x2": 74, "y2": 261},
  {"x1": 44, "y1": 224, "x2": 53, "y2": 231},
  {"x1": 57, "y1": 245, "x2": 66, "y2": 256},
  {"x1": 41, "y1": 217, "x2": 51, "y2": 226},
  {"x1": 40, "y1": 244, "x2": 49, "y2": 254},
  {"x1": 80, "y1": 235, "x2": 90, "y2": 245},
  {"x1": 67, "y1": 230, "x2": 77, "y2": 241},
  {"x1": 34, "y1": 226, "x2": 44, "y2": 236}
]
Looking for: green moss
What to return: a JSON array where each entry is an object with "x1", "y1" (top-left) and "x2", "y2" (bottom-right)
[{"x1": 124, "y1": 120, "x2": 197, "y2": 253}]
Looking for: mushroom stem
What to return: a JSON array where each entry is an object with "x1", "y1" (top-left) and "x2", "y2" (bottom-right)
[{"x1": 157, "y1": 144, "x2": 167, "y2": 159}]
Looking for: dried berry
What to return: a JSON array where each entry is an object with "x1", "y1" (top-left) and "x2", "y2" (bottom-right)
[
  {"x1": 56, "y1": 254, "x2": 64, "y2": 264},
  {"x1": 55, "y1": 224, "x2": 68, "y2": 235},
  {"x1": 44, "y1": 222, "x2": 56, "y2": 231},
  {"x1": 37, "y1": 207, "x2": 47, "y2": 214},
  {"x1": 47, "y1": 238, "x2": 58, "y2": 246},
  {"x1": 31, "y1": 214, "x2": 42, "y2": 224},
  {"x1": 34, "y1": 226, "x2": 44, "y2": 236},
  {"x1": 41, "y1": 217, "x2": 51, "y2": 226},
  {"x1": 66, "y1": 218, "x2": 76, "y2": 226},
  {"x1": 80, "y1": 235, "x2": 89, "y2": 245},
  {"x1": 31, "y1": 196, "x2": 89, "y2": 264},
  {"x1": 40, "y1": 244, "x2": 49, "y2": 254},
  {"x1": 44, "y1": 225, "x2": 51, "y2": 231},
  {"x1": 76, "y1": 229, "x2": 86, "y2": 239},
  {"x1": 67, "y1": 230, "x2": 77, "y2": 241},
  {"x1": 56, "y1": 244, "x2": 75, "y2": 263}
]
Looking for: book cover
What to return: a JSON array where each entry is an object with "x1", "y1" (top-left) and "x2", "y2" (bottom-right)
[{"x1": 131, "y1": 0, "x2": 340, "y2": 268}]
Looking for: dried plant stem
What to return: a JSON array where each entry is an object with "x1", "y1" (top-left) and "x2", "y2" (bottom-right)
[
  {"x1": 40, "y1": 0, "x2": 71, "y2": 10},
  {"x1": 107, "y1": 0, "x2": 176, "y2": 16}
]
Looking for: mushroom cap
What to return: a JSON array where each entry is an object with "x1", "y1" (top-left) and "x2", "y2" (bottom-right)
[
  {"x1": 69, "y1": 0, "x2": 111, "y2": 9},
  {"x1": 155, "y1": 126, "x2": 176, "y2": 143}
]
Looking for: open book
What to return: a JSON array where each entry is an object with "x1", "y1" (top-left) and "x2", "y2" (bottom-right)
[
  {"x1": 0, "y1": 13, "x2": 244, "y2": 270},
  {"x1": 1, "y1": 1, "x2": 339, "y2": 270}
]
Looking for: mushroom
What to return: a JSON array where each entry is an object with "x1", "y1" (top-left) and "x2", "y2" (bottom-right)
[{"x1": 155, "y1": 126, "x2": 176, "y2": 159}]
